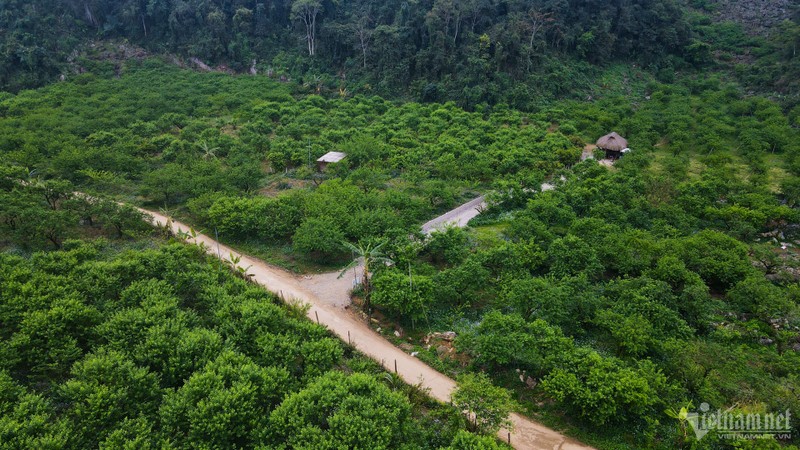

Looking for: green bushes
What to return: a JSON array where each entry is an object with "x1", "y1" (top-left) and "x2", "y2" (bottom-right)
[
  {"x1": 269, "y1": 371, "x2": 411, "y2": 449},
  {"x1": 541, "y1": 356, "x2": 670, "y2": 427},
  {"x1": 0, "y1": 240, "x2": 488, "y2": 449},
  {"x1": 460, "y1": 311, "x2": 675, "y2": 428},
  {"x1": 371, "y1": 126, "x2": 800, "y2": 446},
  {"x1": 371, "y1": 269, "x2": 435, "y2": 322},
  {"x1": 292, "y1": 217, "x2": 346, "y2": 260},
  {"x1": 205, "y1": 195, "x2": 301, "y2": 241}
]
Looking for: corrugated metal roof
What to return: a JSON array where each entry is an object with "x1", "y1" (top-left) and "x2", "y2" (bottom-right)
[{"x1": 317, "y1": 151, "x2": 347, "y2": 163}]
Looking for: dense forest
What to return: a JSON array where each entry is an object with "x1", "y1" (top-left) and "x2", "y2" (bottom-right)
[
  {"x1": 2, "y1": 0, "x2": 800, "y2": 448},
  {"x1": 2, "y1": 0, "x2": 799, "y2": 108}
]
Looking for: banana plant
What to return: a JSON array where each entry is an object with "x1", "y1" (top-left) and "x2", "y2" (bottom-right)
[
  {"x1": 227, "y1": 253, "x2": 253, "y2": 281},
  {"x1": 338, "y1": 239, "x2": 393, "y2": 314},
  {"x1": 157, "y1": 205, "x2": 177, "y2": 237},
  {"x1": 664, "y1": 401, "x2": 694, "y2": 441},
  {"x1": 176, "y1": 227, "x2": 208, "y2": 251}
]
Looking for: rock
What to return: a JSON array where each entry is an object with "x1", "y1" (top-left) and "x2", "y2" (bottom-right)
[
  {"x1": 411, "y1": 351, "x2": 419, "y2": 357},
  {"x1": 190, "y1": 57, "x2": 213, "y2": 72},
  {"x1": 759, "y1": 337, "x2": 774, "y2": 345},
  {"x1": 792, "y1": 343, "x2": 800, "y2": 352},
  {"x1": 436, "y1": 345, "x2": 450, "y2": 357},
  {"x1": 394, "y1": 330, "x2": 401, "y2": 338},
  {"x1": 713, "y1": 0, "x2": 792, "y2": 36},
  {"x1": 376, "y1": 327, "x2": 382, "y2": 333},
  {"x1": 525, "y1": 376, "x2": 538, "y2": 389},
  {"x1": 440, "y1": 331, "x2": 456, "y2": 341}
]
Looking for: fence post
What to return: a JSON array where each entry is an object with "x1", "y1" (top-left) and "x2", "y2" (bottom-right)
[{"x1": 315, "y1": 311, "x2": 320, "y2": 324}]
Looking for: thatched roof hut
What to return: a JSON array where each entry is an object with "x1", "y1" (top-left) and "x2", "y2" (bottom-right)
[{"x1": 596, "y1": 132, "x2": 628, "y2": 151}]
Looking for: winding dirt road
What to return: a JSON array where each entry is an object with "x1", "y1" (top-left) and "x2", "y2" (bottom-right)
[{"x1": 138, "y1": 200, "x2": 593, "y2": 450}]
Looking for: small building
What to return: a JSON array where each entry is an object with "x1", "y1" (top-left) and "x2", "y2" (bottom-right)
[
  {"x1": 316, "y1": 151, "x2": 347, "y2": 171},
  {"x1": 596, "y1": 132, "x2": 629, "y2": 160}
]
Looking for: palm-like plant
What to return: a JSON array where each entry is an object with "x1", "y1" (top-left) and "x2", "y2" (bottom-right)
[
  {"x1": 197, "y1": 140, "x2": 219, "y2": 160},
  {"x1": 227, "y1": 253, "x2": 253, "y2": 281},
  {"x1": 157, "y1": 205, "x2": 178, "y2": 237},
  {"x1": 176, "y1": 226, "x2": 208, "y2": 251},
  {"x1": 664, "y1": 401, "x2": 695, "y2": 441},
  {"x1": 303, "y1": 75, "x2": 324, "y2": 94},
  {"x1": 338, "y1": 239, "x2": 393, "y2": 314}
]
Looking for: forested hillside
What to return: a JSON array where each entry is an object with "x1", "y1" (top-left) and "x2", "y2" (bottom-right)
[{"x1": 2, "y1": 0, "x2": 798, "y2": 108}]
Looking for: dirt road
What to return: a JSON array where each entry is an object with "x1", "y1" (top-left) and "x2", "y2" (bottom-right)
[
  {"x1": 420, "y1": 185, "x2": 555, "y2": 235},
  {"x1": 138, "y1": 206, "x2": 593, "y2": 450},
  {"x1": 422, "y1": 196, "x2": 486, "y2": 233}
]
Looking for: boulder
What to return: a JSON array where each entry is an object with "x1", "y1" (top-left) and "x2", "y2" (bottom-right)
[{"x1": 440, "y1": 331, "x2": 456, "y2": 341}]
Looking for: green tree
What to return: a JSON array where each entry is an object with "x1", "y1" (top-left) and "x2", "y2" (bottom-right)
[
  {"x1": 160, "y1": 351, "x2": 291, "y2": 449},
  {"x1": 141, "y1": 164, "x2": 189, "y2": 205},
  {"x1": 6, "y1": 297, "x2": 100, "y2": 382},
  {"x1": 0, "y1": 371, "x2": 68, "y2": 448},
  {"x1": 371, "y1": 268, "x2": 434, "y2": 325},
  {"x1": 433, "y1": 257, "x2": 491, "y2": 308},
  {"x1": 293, "y1": 216, "x2": 346, "y2": 260},
  {"x1": 547, "y1": 235, "x2": 602, "y2": 279},
  {"x1": 462, "y1": 311, "x2": 573, "y2": 375},
  {"x1": 31, "y1": 179, "x2": 73, "y2": 211},
  {"x1": 59, "y1": 350, "x2": 162, "y2": 448},
  {"x1": 269, "y1": 371, "x2": 412, "y2": 449},
  {"x1": 425, "y1": 225, "x2": 469, "y2": 265},
  {"x1": 541, "y1": 353, "x2": 669, "y2": 426},
  {"x1": 348, "y1": 166, "x2": 388, "y2": 193},
  {"x1": 441, "y1": 430, "x2": 504, "y2": 449},
  {"x1": 499, "y1": 277, "x2": 568, "y2": 324},
  {"x1": 99, "y1": 417, "x2": 159, "y2": 450},
  {"x1": 16, "y1": 207, "x2": 77, "y2": 249},
  {"x1": 727, "y1": 276, "x2": 795, "y2": 323},
  {"x1": 94, "y1": 200, "x2": 149, "y2": 238},
  {"x1": 133, "y1": 323, "x2": 224, "y2": 389},
  {"x1": 451, "y1": 373, "x2": 516, "y2": 435},
  {"x1": 676, "y1": 230, "x2": 754, "y2": 290}
]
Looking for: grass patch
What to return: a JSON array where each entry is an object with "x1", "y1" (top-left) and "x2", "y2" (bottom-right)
[{"x1": 469, "y1": 224, "x2": 509, "y2": 249}]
